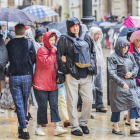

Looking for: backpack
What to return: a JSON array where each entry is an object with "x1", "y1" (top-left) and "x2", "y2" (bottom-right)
[{"x1": 62, "y1": 32, "x2": 91, "y2": 68}]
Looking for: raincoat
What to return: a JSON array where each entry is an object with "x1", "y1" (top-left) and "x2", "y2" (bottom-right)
[{"x1": 108, "y1": 37, "x2": 139, "y2": 112}]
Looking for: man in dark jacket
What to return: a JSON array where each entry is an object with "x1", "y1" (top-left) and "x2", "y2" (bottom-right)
[
  {"x1": 57, "y1": 17, "x2": 96, "y2": 136},
  {"x1": 6, "y1": 24, "x2": 36, "y2": 139}
]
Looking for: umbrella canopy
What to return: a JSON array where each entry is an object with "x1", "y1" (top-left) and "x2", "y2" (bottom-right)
[
  {"x1": 104, "y1": 22, "x2": 117, "y2": 29},
  {"x1": 123, "y1": 16, "x2": 140, "y2": 28},
  {"x1": 114, "y1": 22, "x2": 123, "y2": 29},
  {"x1": 99, "y1": 21, "x2": 112, "y2": 27},
  {"x1": 0, "y1": 7, "x2": 38, "y2": 22},
  {"x1": 46, "y1": 20, "x2": 67, "y2": 34},
  {"x1": 118, "y1": 27, "x2": 138, "y2": 37},
  {"x1": 22, "y1": 5, "x2": 58, "y2": 19}
]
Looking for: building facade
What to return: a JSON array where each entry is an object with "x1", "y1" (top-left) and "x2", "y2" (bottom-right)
[
  {"x1": 0, "y1": 0, "x2": 23, "y2": 8},
  {"x1": 69, "y1": 0, "x2": 140, "y2": 21}
]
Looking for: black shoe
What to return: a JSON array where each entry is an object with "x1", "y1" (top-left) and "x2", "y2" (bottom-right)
[
  {"x1": 18, "y1": 131, "x2": 30, "y2": 139},
  {"x1": 71, "y1": 129, "x2": 83, "y2": 136},
  {"x1": 18, "y1": 127, "x2": 22, "y2": 136},
  {"x1": 130, "y1": 129, "x2": 140, "y2": 135},
  {"x1": 96, "y1": 108, "x2": 107, "y2": 113},
  {"x1": 28, "y1": 112, "x2": 33, "y2": 120},
  {"x1": 80, "y1": 126, "x2": 89, "y2": 134},
  {"x1": 90, "y1": 115, "x2": 94, "y2": 119}
]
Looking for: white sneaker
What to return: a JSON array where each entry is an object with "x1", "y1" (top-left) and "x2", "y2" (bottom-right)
[
  {"x1": 54, "y1": 126, "x2": 67, "y2": 136},
  {"x1": 125, "y1": 119, "x2": 139, "y2": 126},
  {"x1": 0, "y1": 108, "x2": 4, "y2": 113},
  {"x1": 35, "y1": 127, "x2": 46, "y2": 136}
]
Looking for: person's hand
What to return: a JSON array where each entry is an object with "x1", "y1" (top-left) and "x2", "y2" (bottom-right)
[
  {"x1": 61, "y1": 56, "x2": 66, "y2": 63},
  {"x1": 125, "y1": 72, "x2": 132, "y2": 79},
  {"x1": 123, "y1": 83, "x2": 129, "y2": 89},
  {"x1": 5, "y1": 77, "x2": 9, "y2": 84}
]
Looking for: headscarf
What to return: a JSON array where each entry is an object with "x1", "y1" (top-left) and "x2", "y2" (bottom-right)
[
  {"x1": 0, "y1": 21, "x2": 7, "y2": 40},
  {"x1": 25, "y1": 27, "x2": 41, "y2": 53},
  {"x1": 88, "y1": 27, "x2": 103, "y2": 43},
  {"x1": 89, "y1": 26, "x2": 104, "y2": 68},
  {"x1": 130, "y1": 30, "x2": 140, "y2": 43}
]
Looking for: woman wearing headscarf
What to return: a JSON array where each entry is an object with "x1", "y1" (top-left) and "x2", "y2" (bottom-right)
[
  {"x1": 89, "y1": 27, "x2": 107, "y2": 113},
  {"x1": 108, "y1": 37, "x2": 140, "y2": 135}
]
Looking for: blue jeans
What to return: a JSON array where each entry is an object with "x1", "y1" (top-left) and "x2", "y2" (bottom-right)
[
  {"x1": 34, "y1": 88, "x2": 61, "y2": 125},
  {"x1": 111, "y1": 108, "x2": 140, "y2": 122},
  {"x1": 9, "y1": 75, "x2": 32, "y2": 128}
]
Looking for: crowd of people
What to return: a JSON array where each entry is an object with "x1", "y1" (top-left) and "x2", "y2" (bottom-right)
[{"x1": 0, "y1": 16, "x2": 140, "y2": 139}]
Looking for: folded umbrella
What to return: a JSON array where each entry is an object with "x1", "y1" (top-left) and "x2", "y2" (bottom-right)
[
  {"x1": 0, "y1": 7, "x2": 38, "y2": 22},
  {"x1": 22, "y1": 5, "x2": 58, "y2": 19},
  {"x1": 123, "y1": 16, "x2": 140, "y2": 28}
]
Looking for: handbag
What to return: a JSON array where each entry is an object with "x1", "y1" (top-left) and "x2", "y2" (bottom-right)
[{"x1": 54, "y1": 63, "x2": 65, "y2": 84}]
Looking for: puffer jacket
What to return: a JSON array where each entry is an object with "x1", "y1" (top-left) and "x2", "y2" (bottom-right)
[{"x1": 33, "y1": 32, "x2": 58, "y2": 91}]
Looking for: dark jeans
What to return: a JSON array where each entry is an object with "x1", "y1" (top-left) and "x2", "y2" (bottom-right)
[
  {"x1": 111, "y1": 108, "x2": 140, "y2": 122},
  {"x1": 9, "y1": 75, "x2": 32, "y2": 128},
  {"x1": 34, "y1": 88, "x2": 61, "y2": 125}
]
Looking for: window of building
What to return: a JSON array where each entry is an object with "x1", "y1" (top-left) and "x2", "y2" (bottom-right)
[
  {"x1": 40, "y1": 0, "x2": 43, "y2": 5},
  {"x1": 8, "y1": 0, "x2": 14, "y2": 5}
]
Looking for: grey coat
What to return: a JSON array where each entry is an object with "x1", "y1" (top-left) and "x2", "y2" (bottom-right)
[{"x1": 108, "y1": 37, "x2": 139, "y2": 112}]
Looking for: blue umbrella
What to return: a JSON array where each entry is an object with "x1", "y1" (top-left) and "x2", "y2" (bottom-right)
[
  {"x1": 119, "y1": 27, "x2": 138, "y2": 37},
  {"x1": 22, "y1": 5, "x2": 58, "y2": 19},
  {"x1": 0, "y1": 7, "x2": 38, "y2": 22}
]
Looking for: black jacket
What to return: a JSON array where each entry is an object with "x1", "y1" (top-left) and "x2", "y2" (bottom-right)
[{"x1": 6, "y1": 37, "x2": 36, "y2": 76}]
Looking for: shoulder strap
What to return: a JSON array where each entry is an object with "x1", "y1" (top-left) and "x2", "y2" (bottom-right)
[{"x1": 27, "y1": 39, "x2": 32, "y2": 52}]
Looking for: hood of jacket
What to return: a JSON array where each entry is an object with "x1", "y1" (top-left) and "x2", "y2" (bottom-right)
[
  {"x1": 66, "y1": 17, "x2": 82, "y2": 37},
  {"x1": 114, "y1": 37, "x2": 130, "y2": 57},
  {"x1": 43, "y1": 32, "x2": 57, "y2": 50}
]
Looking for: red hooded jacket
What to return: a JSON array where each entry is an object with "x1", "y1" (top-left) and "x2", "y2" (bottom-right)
[{"x1": 33, "y1": 32, "x2": 58, "y2": 91}]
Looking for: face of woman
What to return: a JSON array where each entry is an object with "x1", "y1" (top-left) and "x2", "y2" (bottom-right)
[
  {"x1": 134, "y1": 36, "x2": 140, "y2": 48},
  {"x1": 69, "y1": 24, "x2": 80, "y2": 36},
  {"x1": 94, "y1": 31, "x2": 101, "y2": 42},
  {"x1": 122, "y1": 46, "x2": 129, "y2": 55},
  {"x1": 49, "y1": 36, "x2": 56, "y2": 47},
  {"x1": 1, "y1": 24, "x2": 6, "y2": 32}
]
